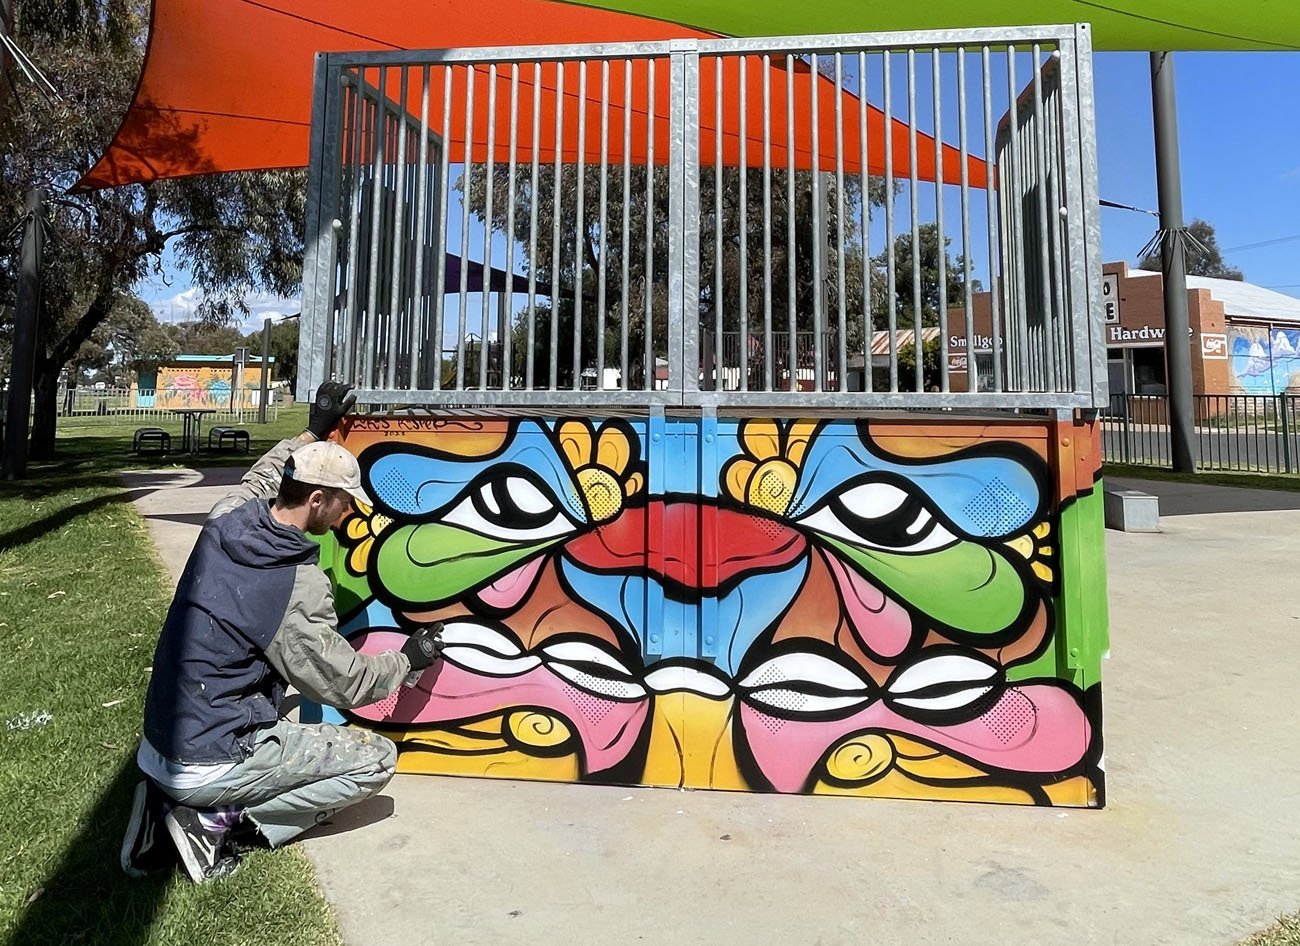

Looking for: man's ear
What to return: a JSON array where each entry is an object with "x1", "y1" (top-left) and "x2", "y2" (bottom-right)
[{"x1": 308, "y1": 487, "x2": 327, "y2": 508}]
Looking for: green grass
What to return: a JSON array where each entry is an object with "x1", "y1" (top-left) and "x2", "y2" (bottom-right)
[
  {"x1": 1242, "y1": 916, "x2": 1300, "y2": 946},
  {"x1": 0, "y1": 464, "x2": 343, "y2": 945},
  {"x1": 36, "y1": 404, "x2": 311, "y2": 478},
  {"x1": 1103, "y1": 462, "x2": 1300, "y2": 492}
]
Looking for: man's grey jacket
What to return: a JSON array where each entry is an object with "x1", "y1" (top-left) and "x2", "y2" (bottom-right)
[{"x1": 142, "y1": 436, "x2": 409, "y2": 765}]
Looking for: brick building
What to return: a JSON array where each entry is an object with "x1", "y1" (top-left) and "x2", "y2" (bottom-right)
[{"x1": 948, "y1": 262, "x2": 1300, "y2": 397}]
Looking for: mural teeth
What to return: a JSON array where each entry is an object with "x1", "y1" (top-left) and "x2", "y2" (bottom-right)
[
  {"x1": 440, "y1": 647, "x2": 541, "y2": 677},
  {"x1": 548, "y1": 662, "x2": 647, "y2": 701},
  {"x1": 539, "y1": 640, "x2": 635, "y2": 677},
  {"x1": 643, "y1": 665, "x2": 731, "y2": 698},
  {"x1": 738, "y1": 652, "x2": 869, "y2": 694},
  {"x1": 438, "y1": 621, "x2": 523, "y2": 656},
  {"x1": 887, "y1": 653, "x2": 1000, "y2": 712}
]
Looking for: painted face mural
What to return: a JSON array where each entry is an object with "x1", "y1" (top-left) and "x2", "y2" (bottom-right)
[{"x1": 315, "y1": 416, "x2": 1105, "y2": 806}]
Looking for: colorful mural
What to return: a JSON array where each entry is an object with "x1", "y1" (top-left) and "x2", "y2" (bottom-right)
[
  {"x1": 153, "y1": 365, "x2": 266, "y2": 409},
  {"x1": 1229, "y1": 326, "x2": 1300, "y2": 395},
  {"x1": 310, "y1": 414, "x2": 1107, "y2": 806}
]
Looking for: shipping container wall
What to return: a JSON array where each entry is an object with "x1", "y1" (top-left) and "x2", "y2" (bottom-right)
[{"x1": 307, "y1": 412, "x2": 1107, "y2": 806}]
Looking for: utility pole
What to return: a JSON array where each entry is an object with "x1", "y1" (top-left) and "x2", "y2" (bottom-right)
[
  {"x1": 3, "y1": 188, "x2": 44, "y2": 480},
  {"x1": 258, "y1": 316, "x2": 272, "y2": 423},
  {"x1": 1150, "y1": 52, "x2": 1196, "y2": 473}
]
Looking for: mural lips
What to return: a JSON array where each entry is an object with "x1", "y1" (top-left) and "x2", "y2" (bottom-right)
[{"x1": 563, "y1": 500, "x2": 807, "y2": 597}]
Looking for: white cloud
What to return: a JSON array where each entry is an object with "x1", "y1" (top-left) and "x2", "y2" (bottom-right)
[
  {"x1": 1283, "y1": 166, "x2": 1300, "y2": 182},
  {"x1": 146, "y1": 287, "x2": 301, "y2": 334},
  {"x1": 1274, "y1": 331, "x2": 1298, "y2": 355}
]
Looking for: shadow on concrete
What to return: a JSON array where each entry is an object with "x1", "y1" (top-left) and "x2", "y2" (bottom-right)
[
  {"x1": 1109, "y1": 477, "x2": 1300, "y2": 516},
  {"x1": 8, "y1": 759, "x2": 170, "y2": 946},
  {"x1": 298, "y1": 795, "x2": 397, "y2": 842},
  {"x1": 141, "y1": 512, "x2": 211, "y2": 528}
]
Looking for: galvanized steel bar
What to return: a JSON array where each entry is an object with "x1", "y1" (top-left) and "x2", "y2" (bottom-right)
[
  {"x1": 479, "y1": 63, "x2": 498, "y2": 390},
  {"x1": 385, "y1": 67, "x2": 409, "y2": 389},
  {"x1": 713, "y1": 56, "x2": 723, "y2": 392},
  {"x1": 907, "y1": 50, "x2": 922, "y2": 393},
  {"x1": 933, "y1": 49, "x2": 949, "y2": 392},
  {"x1": 549, "y1": 61, "x2": 564, "y2": 391},
  {"x1": 883, "y1": 51, "x2": 898, "y2": 393},
  {"x1": 596, "y1": 59, "x2": 610, "y2": 390},
  {"x1": 409, "y1": 65, "x2": 430, "y2": 390},
  {"x1": 858, "y1": 50, "x2": 872, "y2": 393},
  {"x1": 761, "y1": 54, "x2": 774, "y2": 391},
  {"x1": 363, "y1": 66, "x2": 388, "y2": 391},
  {"x1": 982, "y1": 46, "x2": 1004, "y2": 392},
  {"x1": 644, "y1": 58, "x2": 655, "y2": 391},
  {"x1": 679, "y1": 44, "x2": 702, "y2": 400},
  {"x1": 432, "y1": 67, "x2": 453, "y2": 391},
  {"x1": 455, "y1": 64, "x2": 475, "y2": 388},
  {"x1": 526, "y1": 61, "x2": 541, "y2": 389},
  {"x1": 573, "y1": 59, "x2": 587, "y2": 392},
  {"x1": 503, "y1": 62, "x2": 520, "y2": 391},
  {"x1": 834, "y1": 52, "x2": 847, "y2": 392},
  {"x1": 340, "y1": 72, "x2": 366, "y2": 385},
  {"x1": 621, "y1": 59, "x2": 632, "y2": 390},
  {"x1": 785, "y1": 54, "x2": 797, "y2": 392},
  {"x1": 810, "y1": 52, "x2": 824, "y2": 393},
  {"x1": 1031, "y1": 46, "x2": 1056, "y2": 394},
  {"x1": 958, "y1": 49, "x2": 975, "y2": 394},
  {"x1": 1006, "y1": 46, "x2": 1030, "y2": 390},
  {"x1": 738, "y1": 54, "x2": 749, "y2": 392}
]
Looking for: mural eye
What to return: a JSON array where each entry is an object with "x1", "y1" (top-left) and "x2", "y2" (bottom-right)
[
  {"x1": 800, "y1": 479, "x2": 958, "y2": 553},
  {"x1": 442, "y1": 468, "x2": 577, "y2": 542},
  {"x1": 737, "y1": 652, "x2": 873, "y2": 717},
  {"x1": 885, "y1": 652, "x2": 1001, "y2": 715}
]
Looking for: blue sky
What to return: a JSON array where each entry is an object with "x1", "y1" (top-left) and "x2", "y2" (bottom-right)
[
  {"x1": 141, "y1": 48, "x2": 1300, "y2": 331},
  {"x1": 1094, "y1": 51, "x2": 1300, "y2": 294}
]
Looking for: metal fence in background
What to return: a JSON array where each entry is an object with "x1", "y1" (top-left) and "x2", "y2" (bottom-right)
[
  {"x1": 53, "y1": 387, "x2": 284, "y2": 428},
  {"x1": 298, "y1": 25, "x2": 1106, "y2": 411},
  {"x1": 1102, "y1": 393, "x2": 1300, "y2": 474}
]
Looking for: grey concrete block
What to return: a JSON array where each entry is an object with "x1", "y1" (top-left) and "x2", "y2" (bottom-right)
[{"x1": 1104, "y1": 487, "x2": 1160, "y2": 532}]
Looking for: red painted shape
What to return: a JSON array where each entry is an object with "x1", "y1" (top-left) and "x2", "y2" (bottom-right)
[{"x1": 565, "y1": 500, "x2": 806, "y2": 592}]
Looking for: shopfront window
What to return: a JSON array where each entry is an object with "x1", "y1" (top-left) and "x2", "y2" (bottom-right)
[{"x1": 1131, "y1": 347, "x2": 1167, "y2": 395}]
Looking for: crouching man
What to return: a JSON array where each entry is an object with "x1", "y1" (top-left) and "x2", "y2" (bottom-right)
[{"x1": 120, "y1": 383, "x2": 442, "y2": 883}]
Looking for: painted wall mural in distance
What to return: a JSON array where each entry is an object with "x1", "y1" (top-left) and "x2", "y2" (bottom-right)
[{"x1": 309, "y1": 414, "x2": 1107, "y2": 807}]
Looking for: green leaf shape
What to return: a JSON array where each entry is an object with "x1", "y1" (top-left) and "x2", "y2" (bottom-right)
[
  {"x1": 820, "y1": 534, "x2": 1025, "y2": 636},
  {"x1": 374, "y1": 522, "x2": 561, "y2": 607}
]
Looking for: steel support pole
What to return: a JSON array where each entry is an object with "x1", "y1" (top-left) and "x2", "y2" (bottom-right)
[
  {"x1": 3, "y1": 188, "x2": 44, "y2": 480},
  {"x1": 258, "y1": 316, "x2": 272, "y2": 424},
  {"x1": 1150, "y1": 52, "x2": 1195, "y2": 473}
]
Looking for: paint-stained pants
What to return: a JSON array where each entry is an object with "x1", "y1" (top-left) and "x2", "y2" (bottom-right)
[{"x1": 165, "y1": 720, "x2": 397, "y2": 849}]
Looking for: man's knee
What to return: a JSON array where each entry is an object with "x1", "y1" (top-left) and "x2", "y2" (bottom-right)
[{"x1": 348, "y1": 729, "x2": 397, "y2": 789}]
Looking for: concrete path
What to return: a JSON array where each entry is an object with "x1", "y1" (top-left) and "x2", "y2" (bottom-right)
[{"x1": 124, "y1": 470, "x2": 1300, "y2": 946}]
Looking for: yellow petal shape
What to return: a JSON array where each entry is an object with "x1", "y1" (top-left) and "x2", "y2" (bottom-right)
[
  {"x1": 578, "y1": 466, "x2": 625, "y2": 522},
  {"x1": 785, "y1": 420, "x2": 820, "y2": 467},
  {"x1": 623, "y1": 471, "x2": 645, "y2": 499},
  {"x1": 595, "y1": 425, "x2": 633, "y2": 475},
  {"x1": 724, "y1": 458, "x2": 758, "y2": 504},
  {"x1": 746, "y1": 458, "x2": 797, "y2": 516},
  {"x1": 556, "y1": 419, "x2": 594, "y2": 471},
  {"x1": 740, "y1": 419, "x2": 782, "y2": 461}
]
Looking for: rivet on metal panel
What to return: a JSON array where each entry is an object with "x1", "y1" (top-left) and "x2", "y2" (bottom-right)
[
  {"x1": 1062, "y1": 438, "x2": 1071, "y2": 446},
  {"x1": 651, "y1": 635, "x2": 661, "y2": 645},
  {"x1": 704, "y1": 637, "x2": 714, "y2": 647}
]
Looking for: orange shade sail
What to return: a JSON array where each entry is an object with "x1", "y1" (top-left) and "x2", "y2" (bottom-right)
[{"x1": 82, "y1": 0, "x2": 987, "y2": 189}]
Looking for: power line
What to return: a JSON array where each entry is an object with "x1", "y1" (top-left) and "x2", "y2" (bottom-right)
[{"x1": 1222, "y1": 233, "x2": 1300, "y2": 253}]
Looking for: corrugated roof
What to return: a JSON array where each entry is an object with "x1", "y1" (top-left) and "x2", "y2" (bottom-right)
[{"x1": 1130, "y1": 269, "x2": 1300, "y2": 324}]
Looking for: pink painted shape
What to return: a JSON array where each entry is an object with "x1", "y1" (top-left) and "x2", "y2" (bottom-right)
[
  {"x1": 476, "y1": 556, "x2": 544, "y2": 611},
  {"x1": 822, "y1": 550, "x2": 914, "y2": 660},
  {"x1": 348, "y1": 629, "x2": 649, "y2": 776},
  {"x1": 739, "y1": 684, "x2": 1090, "y2": 793}
]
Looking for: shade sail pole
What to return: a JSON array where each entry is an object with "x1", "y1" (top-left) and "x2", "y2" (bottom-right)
[{"x1": 1150, "y1": 51, "x2": 1195, "y2": 473}]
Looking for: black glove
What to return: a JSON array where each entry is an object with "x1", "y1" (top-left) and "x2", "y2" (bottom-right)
[
  {"x1": 308, "y1": 381, "x2": 357, "y2": 439},
  {"x1": 401, "y1": 622, "x2": 445, "y2": 673}
]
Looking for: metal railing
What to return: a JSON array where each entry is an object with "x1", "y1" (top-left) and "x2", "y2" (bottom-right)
[
  {"x1": 54, "y1": 387, "x2": 283, "y2": 428},
  {"x1": 1102, "y1": 393, "x2": 1300, "y2": 474},
  {"x1": 299, "y1": 26, "x2": 1105, "y2": 410}
]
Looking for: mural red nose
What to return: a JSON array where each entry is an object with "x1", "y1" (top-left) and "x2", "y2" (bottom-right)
[{"x1": 564, "y1": 500, "x2": 807, "y2": 593}]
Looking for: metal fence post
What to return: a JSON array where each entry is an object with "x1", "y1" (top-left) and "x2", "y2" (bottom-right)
[{"x1": 1280, "y1": 392, "x2": 1294, "y2": 475}]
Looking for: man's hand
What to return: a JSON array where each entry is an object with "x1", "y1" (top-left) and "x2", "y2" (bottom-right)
[
  {"x1": 401, "y1": 622, "x2": 445, "y2": 673},
  {"x1": 308, "y1": 382, "x2": 357, "y2": 439}
]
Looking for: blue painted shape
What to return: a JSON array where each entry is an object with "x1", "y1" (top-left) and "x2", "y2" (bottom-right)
[
  {"x1": 791, "y1": 423, "x2": 1042, "y2": 538},
  {"x1": 365, "y1": 420, "x2": 587, "y2": 524}
]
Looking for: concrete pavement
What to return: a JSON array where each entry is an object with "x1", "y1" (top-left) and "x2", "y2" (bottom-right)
[{"x1": 124, "y1": 469, "x2": 1300, "y2": 946}]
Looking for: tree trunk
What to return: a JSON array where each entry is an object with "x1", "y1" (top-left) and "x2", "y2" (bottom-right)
[{"x1": 29, "y1": 363, "x2": 59, "y2": 460}]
